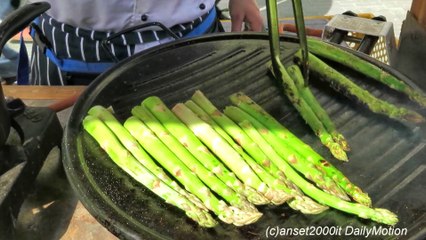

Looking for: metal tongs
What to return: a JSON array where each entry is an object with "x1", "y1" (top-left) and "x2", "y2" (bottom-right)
[{"x1": 266, "y1": 0, "x2": 309, "y2": 85}]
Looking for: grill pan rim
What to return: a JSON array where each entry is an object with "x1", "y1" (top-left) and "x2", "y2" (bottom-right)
[{"x1": 62, "y1": 32, "x2": 424, "y2": 240}]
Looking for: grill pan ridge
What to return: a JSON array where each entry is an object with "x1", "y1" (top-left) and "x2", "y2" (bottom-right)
[{"x1": 63, "y1": 34, "x2": 426, "y2": 240}]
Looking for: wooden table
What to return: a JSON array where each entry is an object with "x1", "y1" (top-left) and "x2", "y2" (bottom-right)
[
  {"x1": 3, "y1": 85, "x2": 86, "y2": 101},
  {"x1": 3, "y1": 85, "x2": 118, "y2": 240}
]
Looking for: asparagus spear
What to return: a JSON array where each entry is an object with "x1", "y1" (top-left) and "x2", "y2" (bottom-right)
[
  {"x1": 131, "y1": 105, "x2": 262, "y2": 226},
  {"x1": 184, "y1": 100, "x2": 293, "y2": 205},
  {"x1": 221, "y1": 111, "x2": 398, "y2": 225},
  {"x1": 268, "y1": 62, "x2": 348, "y2": 160},
  {"x1": 237, "y1": 150, "x2": 293, "y2": 205},
  {"x1": 186, "y1": 97, "x2": 283, "y2": 180},
  {"x1": 295, "y1": 51, "x2": 425, "y2": 124},
  {"x1": 239, "y1": 120, "x2": 330, "y2": 214},
  {"x1": 123, "y1": 116, "x2": 235, "y2": 224},
  {"x1": 82, "y1": 115, "x2": 217, "y2": 227},
  {"x1": 225, "y1": 106, "x2": 350, "y2": 200},
  {"x1": 170, "y1": 102, "x2": 280, "y2": 202},
  {"x1": 87, "y1": 105, "x2": 207, "y2": 211},
  {"x1": 141, "y1": 96, "x2": 269, "y2": 205},
  {"x1": 185, "y1": 98, "x2": 328, "y2": 214},
  {"x1": 287, "y1": 64, "x2": 350, "y2": 152},
  {"x1": 307, "y1": 37, "x2": 426, "y2": 108},
  {"x1": 229, "y1": 92, "x2": 372, "y2": 206}
]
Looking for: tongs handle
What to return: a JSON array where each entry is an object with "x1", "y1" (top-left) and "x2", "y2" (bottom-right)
[
  {"x1": 265, "y1": 0, "x2": 294, "y2": 90},
  {"x1": 265, "y1": 0, "x2": 282, "y2": 64},
  {"x1": 292, "y1": 0, "x2": 309, "y2": 85},
  {"x1": 265, "y1": 0, "x2": 309, "y2": 86}
]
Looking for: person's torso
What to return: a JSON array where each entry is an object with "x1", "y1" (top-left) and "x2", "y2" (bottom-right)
[{"x1": 28, "y1": 0, "x2": 216, "y2": 32}]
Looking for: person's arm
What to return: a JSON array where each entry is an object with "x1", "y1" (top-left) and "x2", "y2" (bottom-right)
[{"x1": 228, "y1": 0, "x2": 264, "y2": 32}]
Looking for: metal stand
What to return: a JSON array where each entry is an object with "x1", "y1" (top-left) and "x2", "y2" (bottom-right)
[
  {"x1": 0, "y1": 106, "x2": 62, "y2": 238},
  {"x1": 322, "y1": 13, "x2": 397, "y2": 65}
]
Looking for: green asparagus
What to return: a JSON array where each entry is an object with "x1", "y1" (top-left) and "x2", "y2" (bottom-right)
[
  {"x1": 237, "y1": 150, "x2": 294, "y2": 205},
  {"x1": 184, "y1": 100, "x2": 293, "y2": 205},
  {"x1": 268, "y1": 62, "x2": 348, "y2": 160},
  {"x1": 131, "y1": 105, "x2": 262, "y2": 226},
  {"x1": 141, "y1": 96, "x2": 269, "y2": 205},
  {"x1": 82, "y1": 115, "x2": 217, "y2": 227},
  {"x1": 228, "y1": 92, "x2": 371, "y2": 207},
  {"x1": 185, "y1": 98, "x2": 328, "y2": 214},
  {"x1": 221, "y1": 111, "x2": 398, "y2": 225},
  {"x1": 123, "y1": 116, "x2": 235, "y2": 224},
  {"x1": 87, "y1": 105, "x2": 207, "y2": 211},
  {"x1": 288, "y1": 64, "x2": 350, "y2": 152},
  {"x1": 188, "y1": 93, "x2": 283, "y2": 179},
  {"x1": 238, "y1": 120, "x2": 330, "y2": 214},
  {"x1": 295, "y1": 51, "x2": 425, "y2": 124},
  {"x1": 307, "y1": 37, "x2": 426, "y2": 108},
  {"x1": 169, "y1": 102, "x2": 277, "y2": 201},
  {"x1": 225, "y1": 106, "x2": 350, "y2": 201}
]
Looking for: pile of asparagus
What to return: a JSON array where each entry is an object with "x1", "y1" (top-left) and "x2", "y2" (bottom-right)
[
  {"x1": 83, "y1": 90, "x2": 398, "y2": 228},
  {"x1": 271, "y1": 38, "x2": 426, "y2": 161}
]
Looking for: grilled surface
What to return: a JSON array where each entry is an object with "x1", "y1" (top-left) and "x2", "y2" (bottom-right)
[{"x1": 64, "y1": 34, "x2": 426, "y2": 240}]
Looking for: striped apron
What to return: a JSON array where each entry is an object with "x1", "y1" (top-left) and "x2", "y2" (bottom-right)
[{"x1": 29, "y1": 7, "x2": 220, "y2": 85}]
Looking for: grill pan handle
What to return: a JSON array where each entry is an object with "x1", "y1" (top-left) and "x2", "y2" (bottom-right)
[
  {"x1": 0, "y1": 2, "x2": 51, "y2": 54},
  {"x1": 0, "y1": 2, "x2": 50, "y2": 146}
]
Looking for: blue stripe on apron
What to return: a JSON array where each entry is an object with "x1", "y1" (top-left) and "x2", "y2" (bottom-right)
[{"x1": 184, "y1": 7, "x2": 217, "y2": 38}]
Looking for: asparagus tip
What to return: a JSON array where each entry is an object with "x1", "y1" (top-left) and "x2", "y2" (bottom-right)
[
  {"x1": 403, "y1": 112, "x2": 426, "y2": 124},
  {"x1": 264, "y1": 188, "x2": 294, "y2": 205},
  {"x1": 288, "y1": 196, "x2": 329, "y2": 214},
  {"x1": 371, "y1": 208, "x2": 399, "y2": 226},
  {"x1": 186, "y1": 209, "x2": 218, "y2": 228},
  {"x1": 352, "y1": 192, "x2": 373, "y2": 207},
  {"x1": 327, "y1": 188, "x2": 351, "y2": 202},
  {"x1": 410, "y1": 93, "x2": 426, "y2": 109},
  {"x1": 329, "y1": 143, "x2": 349, "y2": 161},
  {"x1": 216, "y1": 206, "x2": 235, "y2": 225},
  {"x1": 243, "y1": 186, "x2": 270, "y2": 205},
  {"x1": 332, "y1": 132, "x2": 351, "y2": 152},
  {"x1": 230, "y1": 207, "x2": 263, "y2": 226}
]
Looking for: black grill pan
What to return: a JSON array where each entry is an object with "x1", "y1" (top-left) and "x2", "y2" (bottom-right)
[{"x1": 63, "y1": 33, "x2": 426, "y2": 240}]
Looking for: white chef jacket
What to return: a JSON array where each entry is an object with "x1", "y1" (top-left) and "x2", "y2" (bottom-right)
[{"x1": 28, "y1": 0, "x2": 216, "y2": 32}]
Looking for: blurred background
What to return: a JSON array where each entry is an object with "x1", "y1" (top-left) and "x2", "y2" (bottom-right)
[{"x1": 218, "y1": 0, "x2": 411, "y2": 38}]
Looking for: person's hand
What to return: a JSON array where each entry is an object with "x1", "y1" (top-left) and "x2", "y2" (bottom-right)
[{"x1": 229, "y1": 0, "x2": 264, "y2": 32}]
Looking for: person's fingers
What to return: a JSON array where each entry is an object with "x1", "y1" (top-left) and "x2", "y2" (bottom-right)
[
  {"x1": 229, "y1": 0, "x2": 264, "y2": 32},
  {"x1": 246, "y1": 14, "x2": 264, "y2": 32},
  {"x1": 231, "y1": 13, "x2": 244, "y2": 32}
]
